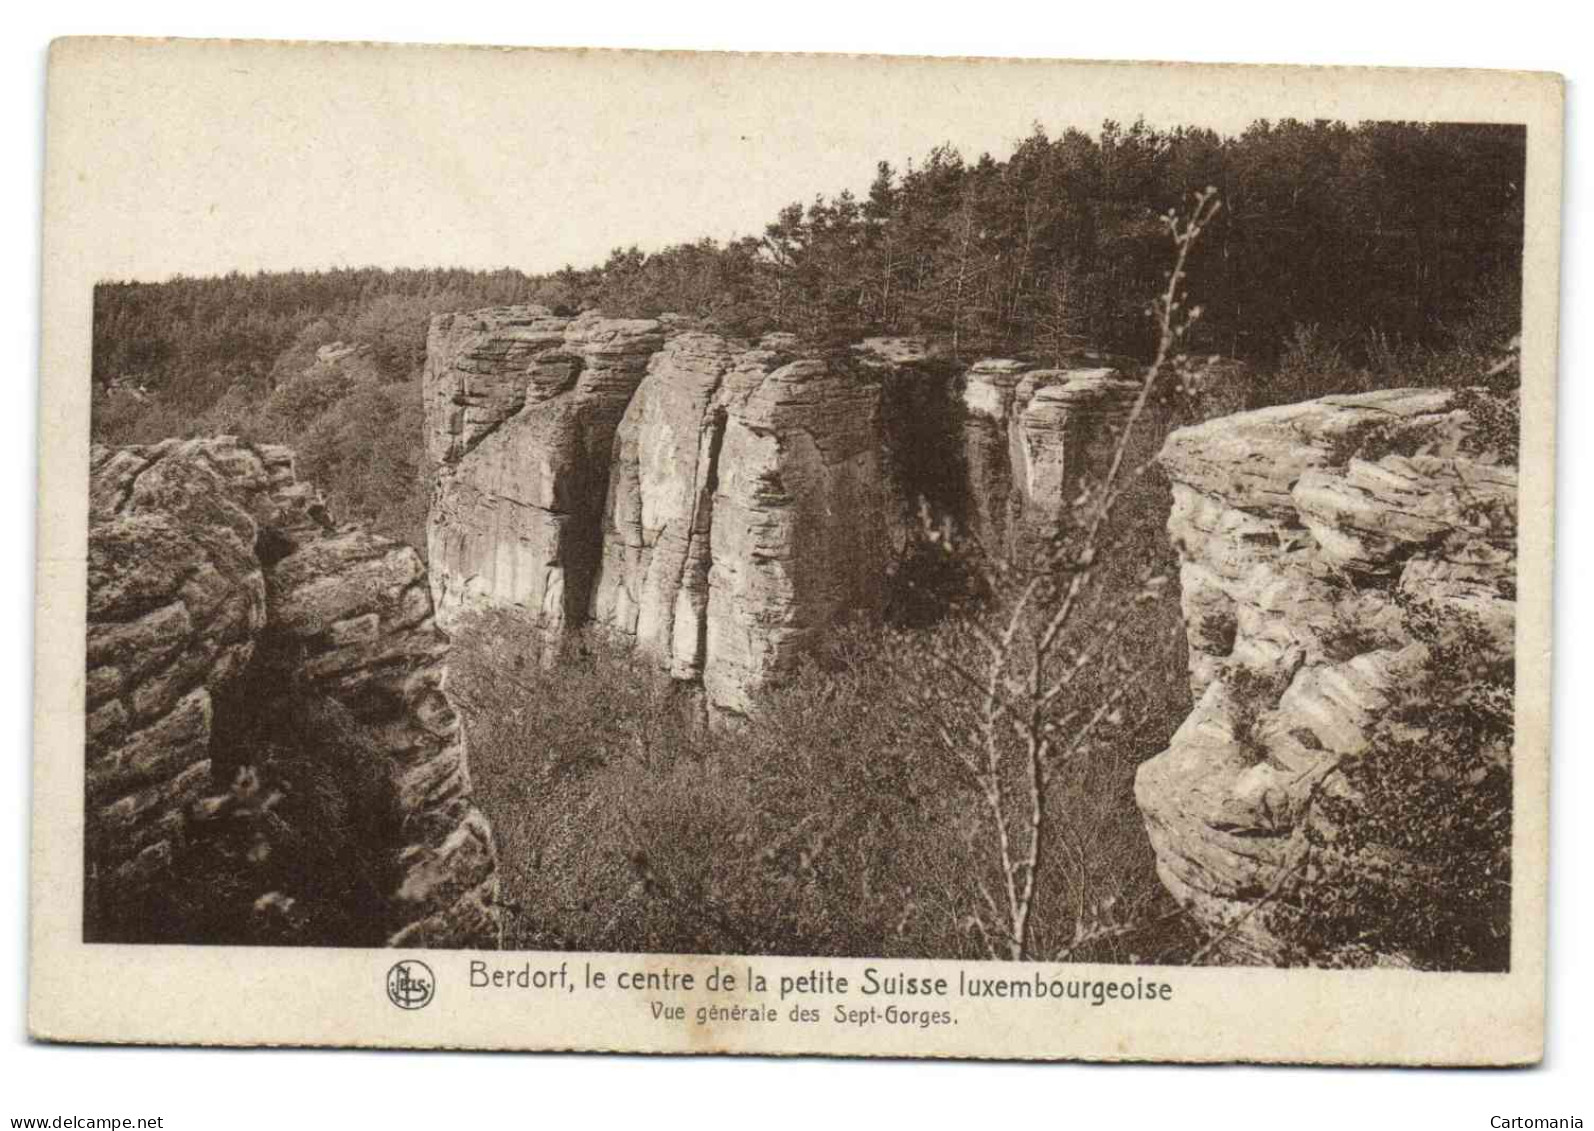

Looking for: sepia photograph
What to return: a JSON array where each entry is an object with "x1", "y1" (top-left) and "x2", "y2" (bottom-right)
[
  {"x1": 85, "y1": 116, "x2": 1527, "y2": 971},
  {"x1": 28, "y1": 36, "x2": 1561, "y2": 1067}
]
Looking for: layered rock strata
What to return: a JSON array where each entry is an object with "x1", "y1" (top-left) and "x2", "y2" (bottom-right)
[
  {"x1": 702, "y1": 351, "x2": 895, "y2": 712},
  {"x1": 86, "y1": 437, "x2": 500, "y2": 947},
  {"x1": 587, "y1": 333, "x2": 803, "y2": 690},
  {"x1": 425, "y1": 308, "x2": 1155, "y2": 711},
  {"x1": 425, "y1": 307, "x2": 665, "y2": 632},
  {"x1": 1135, "y1": 389, "x2": 1517, "y2": 961},
  {"x1": 427, "y1": 311, "x2": 904, "y2": 712},
  {"x1": 960, "y1": 359, "x2": 1147, "y2": 554}
]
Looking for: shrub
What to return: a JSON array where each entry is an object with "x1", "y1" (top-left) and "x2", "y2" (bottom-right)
[
  {"x1": 1265, "y1": 323, "x2": 1370, "y2": 407},
  {"x1": 1255, "y1": 284, "x2": 1521, "y2": 414},
  {"x1": 292, "y1": 378, "x2": 429, "y2": 546},
  {"x1": 1268, "y1": 601, "x2": 1513, "y2": 970},
  {"x1": 1454, "y1": 339, "x2": 1522, "y2": 464},
  {"x1": 266, "y1": 318, "x2": 342, "y2": 390},
  {"x1": 1223, "y1": 661, "x2": 1286, "y2": 755},
  {"x1": 446, "y1": 615, "x2": 713, "y2": 952},
  {"x1": 447, "y1": 607, "x2": 1190, "y2": 961},
  {"x1": 346, "y1": 294, "x2": 440, "y2": 382},
  {"x1": 261, "y1": 367, "x2": 358, "y2": 436},
  {"x1": 447, "y1": 613, "x2": 949, "y2": 956}
]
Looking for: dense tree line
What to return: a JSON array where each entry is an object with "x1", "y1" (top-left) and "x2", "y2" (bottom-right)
[
  {"x1": 93, "y1": 266, "x2": 563, "y2": 407},
  {"x1": 90, "y1": 117, "x2": 1525, "y2": 547},
  {"x1": 91, "y1": 268, "x2": 573, "y2": 544},
  {"x1": 572, "y1": 119, "x2": 1525, "y2": 363},
  {"x1": 95, "y1": 118, "x2": 1525, "y2": 398}
]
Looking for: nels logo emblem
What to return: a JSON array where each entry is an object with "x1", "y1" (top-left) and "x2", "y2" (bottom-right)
[{"x1": 386, "y1": 960, "x2": 436, "y2": 1010}]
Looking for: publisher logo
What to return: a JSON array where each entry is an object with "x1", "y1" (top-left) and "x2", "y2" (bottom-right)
[{"x1": 386, "y1": 960, "x2": 435, "y2": 1010}]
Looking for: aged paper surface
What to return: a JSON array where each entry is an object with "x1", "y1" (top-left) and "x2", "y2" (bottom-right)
[{"x1": 32, "y1": 37, "x2": 1561, "y2": 1062}]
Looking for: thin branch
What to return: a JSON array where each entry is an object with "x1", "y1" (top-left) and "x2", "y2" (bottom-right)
[{"x1": 1188, "y1": 851, "x2": 1306, "y2": 967}]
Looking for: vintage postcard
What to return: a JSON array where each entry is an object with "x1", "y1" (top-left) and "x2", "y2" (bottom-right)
[{"x1": 31, "y1": 38, "x2": 1561, "y2": 1062}]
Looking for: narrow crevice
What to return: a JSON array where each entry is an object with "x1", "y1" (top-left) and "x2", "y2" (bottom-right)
[
  {"x1": 254, "y1": 526, "x2": 296, "y2": 570},
  {"x1": 878, "y1": 359, "x2": 979, "y2": 626},
  {"x1": 676, "y1": 405, "x2": 730, "y2": 678}
]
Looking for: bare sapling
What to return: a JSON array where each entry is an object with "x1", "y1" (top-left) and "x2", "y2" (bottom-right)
[{"x1": 894, "y1": 188, "x2": 1222, "y2": 961}]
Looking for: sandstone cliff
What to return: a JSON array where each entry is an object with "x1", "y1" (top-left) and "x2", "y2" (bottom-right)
[
  {"x1": 702, "y1": 350, "x2": 895, "y2": 712},
  {"x1": 425, "y1": 306, "x2": 665, "y2": 633},
  {"x1": 427, "y1": 311, "x2": 904, "y2": 713},
  {"x1": 588, "y1": 332, "x2": 790, "y2": 685},
  {"x1": 959, "y1": 358, "x2": 1149, "y2": 556},
  {"x1": 87, "y1": 437, "x2": 500, "y2": 948},
  {"x1": 1136, "y1": 388, "x2": 1517, "y2": 964},
  {"x1": 424, "y1": 308, "x2": 1165, "y2": 713}
]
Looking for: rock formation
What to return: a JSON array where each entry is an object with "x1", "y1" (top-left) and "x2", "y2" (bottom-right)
[
  {"x1": 425, "y1": 306, "x2": 665, "y2": 633},
  {"x1": 425, "y1": 307, "x2": 1165, "y2": 713},
  {"x1": 427, "y1": 311, "x2": 906, "y2": 713},
  {"x1": 309, "y1": 340, "x2": 382, "y2": 383},
  {"x1": 588, "y1": 332, "x2": 779, "y2": 682},
  {"x1": 701, "y1": 350, "x2": 895, "y2": 713},
  {"x1": 959, "y1": 358, "x2": 1148, "y2": 555},
  {"x1": 86, "y1": 436, "x2": 500, "y2": 948},
  {"x1": 1136, "y1": 388, "x2": 1518, "y2": 962}
]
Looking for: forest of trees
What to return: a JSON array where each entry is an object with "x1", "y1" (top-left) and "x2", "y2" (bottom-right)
[
  {"x1": 91, "y1": 117, "x2": 1526, "y2": 546},
  {"x1": 91, "y1": 268, "x2": 559, "y2": 544},
  {"x1": 574, "y1": 119, "x2": 1524, "y2": 363}
]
